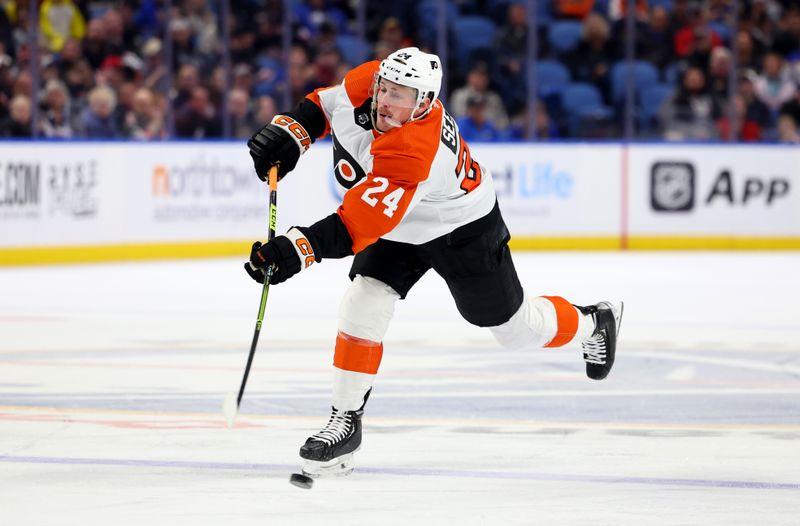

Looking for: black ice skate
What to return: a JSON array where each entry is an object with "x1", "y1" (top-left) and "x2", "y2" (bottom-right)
[
  {"x1": 577, "y1": 301, "x2": 624, "y2": 380},
  {"x1": 299, "y1": 390, "x2": 370, "y2": 478}
]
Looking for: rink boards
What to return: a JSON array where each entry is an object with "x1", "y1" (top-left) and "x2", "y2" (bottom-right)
[{"x1": 1, "y1": 141, "x2": 799, "y2": 264}]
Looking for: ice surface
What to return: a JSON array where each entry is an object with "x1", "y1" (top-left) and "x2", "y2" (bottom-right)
[{"x1": 1, "y1": 252, "x2": 799, "y2": 525}]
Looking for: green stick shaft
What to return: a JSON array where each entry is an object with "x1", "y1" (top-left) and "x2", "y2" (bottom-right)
[{"x1": 236, "y1": 166, "x2": 279, "y2": 407}]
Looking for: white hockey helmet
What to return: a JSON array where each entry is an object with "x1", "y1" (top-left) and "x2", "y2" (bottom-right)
[{"x1": 376, "y1": 47, "x2": 442, "y2": 121}]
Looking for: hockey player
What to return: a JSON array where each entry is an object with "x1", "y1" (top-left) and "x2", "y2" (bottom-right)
[{"x1": 245, "y1": 47, "x2": 623, "y2": 477}]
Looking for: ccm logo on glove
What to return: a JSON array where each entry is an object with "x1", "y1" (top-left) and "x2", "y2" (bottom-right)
[
  {"x1": 245, "y1": 227, "x2": 316, "y2": 285},
  {"x1": 273, "y1": 115, "x2": 312, "y2": 153}
]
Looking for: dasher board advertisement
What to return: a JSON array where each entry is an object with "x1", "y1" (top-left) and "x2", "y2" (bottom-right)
[{"x1": 628, "y1": 145, "x2": 800, "y2": 238}]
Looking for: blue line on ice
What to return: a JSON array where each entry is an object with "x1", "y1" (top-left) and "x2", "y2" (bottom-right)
[{"x1": 1, "y1": 455, "x2": 797, "y2": 491}]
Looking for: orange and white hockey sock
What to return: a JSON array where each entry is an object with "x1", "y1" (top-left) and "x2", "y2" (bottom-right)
[
  {"x1": 332, "y1": 331, "x2": 383, "y2": 410},
  {"x1": 332, "y1": 275, "x2": 398, "y2": 410},
  {"x1": 540, "y1": 295, "x2": 595, "y2": 347},
  {"x1": 489, "y1": 295, "x2": 594, "y2": 349}
]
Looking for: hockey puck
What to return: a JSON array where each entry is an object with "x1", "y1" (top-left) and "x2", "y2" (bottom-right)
[{"x1": 289, "y1": 472, "x2": 314, "y2": 489}]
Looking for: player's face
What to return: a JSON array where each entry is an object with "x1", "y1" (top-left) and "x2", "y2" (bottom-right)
[{"x1": 375, "y1": 78, "x2": 418, "y2": 131}]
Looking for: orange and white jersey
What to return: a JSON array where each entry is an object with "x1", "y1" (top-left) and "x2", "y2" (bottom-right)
[{"x1": 306, "y1": 61, "x2": 496, "y2": 253}]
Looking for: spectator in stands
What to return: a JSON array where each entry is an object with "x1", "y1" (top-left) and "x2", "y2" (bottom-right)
[
  {"x1": 114, "y1": 81, "x2": 137, "y2": 132},
  {"x1": 502, "y1": 102, "x2": 559, "y2": 141},
  {"x1": 9, "y1": 6, "x2": 30, "y2": 66},
  {"x1": 82, "y1": 18, "x2": 110, "y2": 70},
  {"x1": 171, "y1": 17, "x2": 202, "y2": 72},
  {"x1": 253, "y1": 10, "x2": 282, "y2": 56},
  {"x1": 753, "y1": 51, "x2": 796, "y2": 112},
  {"x1": 254, "y1": 94, "x2": 276, "y2": 126},
  {"x1": 741, "y1": 0, "x2": 774, "y2": 51},
  {"x1": 686, "y1": 26, "x2": 721, "y2": 73},
  {"x1": 0, "y1": 53, "x2": 12, "y2": 120},
  {"x1": 123, "y1": 87, "x2": 165, "y2": 140},
  {"x1": 776, "y1": 113, "x2": 800, "y2": 143},
  {"x1": 0, "y1": 94, "x2": 31, "y2": 137},
  {"x1": 12, "y1": 69, "x2": 32, "y2": 98},
  {"x1": 293, "y1": 0, "x2": 349, "y2": 42},
  {"x1": 120, "y1": 51, "x2": 144, "y2": 83},
  {"x1": 286, "y1": 45, "x2": 317, "y2": 106},
  {"x1": 772, "y1": 7, "x2": 800, "y2": 58},
  {"x1": 182, "y1": 0, "x2": 220, "y2": 56},
  {"x1": 39, "y1": 0, "x2": 86, "y2": 53},
  {"x1": 232, "y1": 63, "x2": 255, "y2": 95},
  {"x1": 779, "y1": 88, "x2": 800, "y2": 127},
  {"x1": 174, "y1": 64, "x2": 200, "y2": 109},
  {"x1": 375, "y1": 17, "x2": 412, "y2": 54},
  {"x1": 734, "y1": 29, "x2": 761, "y2": 73},
  {"x1": 738, "y1": 74, "x2": 773, "y2": 129},
  {"x1": 40, "y1": 54, "x2": 61, "y2": 84},
  {"x1": 493, "y1": 3, "x2": 528, "y2": 115},
  {"x1": 608, "y1": 0, "x2": 649, "y2": 60},
  {"x1": 639, "y1": 5, "x2": 677, "y2": 71},
  {"x1": 450, "y1": 62, "x2": 509, "y2": 129},
  {"x1": 314, "y1": 46, "x2": 344, "y2": 88},
  {"x1": 39, "y1": 79, "x2": 74, "y2": 138},
  {"x1": 64, "y1": 59, "x2": 93, "y2": 102},
  {"x1": 102, "y1": 7, "x2": 129, "y2": 56},
  {"x1": 230, "y1": 17, "x2": 257, "y2": 65},
  {"x1": 141, "y1": 38, "x2": 168, "y2": 93},
  {"x1": 662, "y1": 66, "x2": 723, "y2": 140},
  {"x1": 716, "y1": 94, "x2": 762, "y2": 141},
  {"x1": 456, "y1": 93, "x2": 500, "y2": 142},
  {"x1": 229, "y1": 87, "x2": 257, "y2": 139},
  {"x1": 566, "y1": 13, "x2": 614, "y2": 104},
  {"x1": 97, "y1": 55, "x2": 127, "y2": 92},
  {"x1": 79, "y1": 85, "x2": 119, "y2": 138},
  {"x1": 674, "y1": 5, "x2": 723, "y2": 62},
  {"x1": 175, "y1": 85, "x2": 222, "y2": 138},
  {"x1": 57, "y1": 38, "x2": 83, "y2": 76},
  {"x1": 707, "y1": 46, "x2": 732, "y2": 106},
  {"x1": 208, "y1": 65, "x2": 226, "y2": 110},
  {"x1": 315, "y1": 21, "x2": 339, "y2": 51}
]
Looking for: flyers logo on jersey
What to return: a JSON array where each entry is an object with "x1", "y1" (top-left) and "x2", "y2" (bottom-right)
[
  {"x1": 332, "y1": 132, "x2": 367, "y2": 189},
  {"x1": 272, "y1": 115, "x2": 312, "y2": 152}
]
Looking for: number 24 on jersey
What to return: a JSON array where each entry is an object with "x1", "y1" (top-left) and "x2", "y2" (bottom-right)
[{"x1": 361, "y1": 177, "x2": 405, "y2": 218}]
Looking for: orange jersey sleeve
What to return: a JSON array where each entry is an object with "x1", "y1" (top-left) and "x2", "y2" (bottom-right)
[{"x1": 336, "y1": 104, "x2": 443, "y2": 253}]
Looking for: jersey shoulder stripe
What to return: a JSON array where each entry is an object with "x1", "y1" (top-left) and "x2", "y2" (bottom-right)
[
  {"x1": 344, "y1": 61, "x2": 380, "y2": 107},
  {"x1": 370, "y1": 102, "x2": 443, "y2": 186}
]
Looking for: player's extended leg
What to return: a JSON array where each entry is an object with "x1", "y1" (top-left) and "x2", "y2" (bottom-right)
[
  {"x1": 430, "y1": 202, "x2": 623, "y2": 380},
  {"x1": 299, "y1": 275, "x2": 400, "y2": 477}
]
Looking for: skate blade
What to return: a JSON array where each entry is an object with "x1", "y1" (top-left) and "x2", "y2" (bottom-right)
[{"x1": 301, "y1": 451, "x2": 357, "y2": 478}]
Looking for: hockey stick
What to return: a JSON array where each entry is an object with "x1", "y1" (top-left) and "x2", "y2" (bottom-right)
[{"x1": 223, "y1": 164, "x2": 279, "y2": 428}]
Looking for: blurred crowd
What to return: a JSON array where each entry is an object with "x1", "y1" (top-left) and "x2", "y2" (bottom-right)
[{"x1": 0, "y1": 0, "x2": 799, "y2": 142}]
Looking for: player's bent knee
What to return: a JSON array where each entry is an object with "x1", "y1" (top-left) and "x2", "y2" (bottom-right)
[{"x1": 338, "y1": 275, "x2": 400, "y2": 342}]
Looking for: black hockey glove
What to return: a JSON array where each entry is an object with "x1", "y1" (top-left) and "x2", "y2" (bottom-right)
[
  {"x1": 244, "y1": 228, "x2": 318, "y2": 285},
  {"x1": 247, "y1": 115, "x2": 312, "y2": 181}
]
